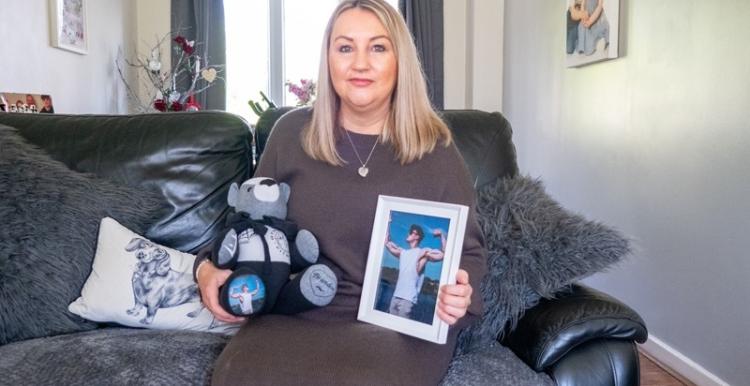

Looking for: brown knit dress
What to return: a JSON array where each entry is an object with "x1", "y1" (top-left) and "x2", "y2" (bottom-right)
[{"x1": 211, "y1": 108, "x2": 487, "y2": 386}]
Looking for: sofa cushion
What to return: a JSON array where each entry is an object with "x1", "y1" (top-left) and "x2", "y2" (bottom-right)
[
  {"x1": 68, "y1": 217, "x2": 237, "y2": 334},
  {"x1": 441, "y1": 342, "x2": 554, "y2": 386},
  {"x1": 0, "y1": 124, "x2": 164, "y2": 345},
  {"x1": 0, "y1": 328, "x2": 229, "y2": 386},
  {"x1": 455, "y1": 176, "x2": 631, "y2": 353}
]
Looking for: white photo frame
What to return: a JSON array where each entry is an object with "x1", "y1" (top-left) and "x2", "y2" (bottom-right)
[
  {"x1": 49, "y1": 0, "x2": 88, "y2": 55},
  {"x1": 357, "y1": 195, "x2": 469, "y2": 344}
]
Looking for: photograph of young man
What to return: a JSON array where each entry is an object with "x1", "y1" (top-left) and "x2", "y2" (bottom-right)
[
  {"x1": 384, "y1": 216, "x2": 446, "y2": 320},
  {"x1": 229, "y1": 278, "x2": 261, "y2": 315}
]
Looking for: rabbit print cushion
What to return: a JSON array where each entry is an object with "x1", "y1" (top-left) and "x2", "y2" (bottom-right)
[{"x1": 68, "y1": 217, "x2": 238, "y2": 334}]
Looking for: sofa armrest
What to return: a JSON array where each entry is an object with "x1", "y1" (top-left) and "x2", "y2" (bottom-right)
[
  {"x1": 501, "y1": 284, "x2": 647, "y2": 371},
  {"x1": 547, "y1": 339, "x2": 640, "y2": 386}
]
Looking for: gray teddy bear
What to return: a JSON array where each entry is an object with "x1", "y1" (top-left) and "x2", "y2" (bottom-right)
[{"x1": 211, "y1": 177, "x2": 338, "y2": 317}]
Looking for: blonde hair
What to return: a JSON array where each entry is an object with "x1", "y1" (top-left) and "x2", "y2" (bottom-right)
[{"x1": 302, "y1": 0, "x2": 452, "y2": 166}]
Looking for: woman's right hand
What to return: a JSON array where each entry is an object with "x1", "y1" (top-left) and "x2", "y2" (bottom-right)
[{"x1": 196, "y1": 260, "x2": 246, "y2": 324}]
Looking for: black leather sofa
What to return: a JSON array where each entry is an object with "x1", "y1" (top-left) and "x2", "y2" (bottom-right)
[{"x1": 0, "y1": 110, "x2": 647, "y2": 385}]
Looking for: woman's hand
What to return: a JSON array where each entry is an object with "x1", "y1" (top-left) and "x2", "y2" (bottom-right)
[
  {"x1": 196, "y1": 260, "x2": 246, "y2": 324},
  {"x1": 436, "y1": 269, "x2": 473, "y2": 325}
]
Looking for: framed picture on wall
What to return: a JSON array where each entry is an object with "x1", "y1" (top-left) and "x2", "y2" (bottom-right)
[
  {"x1": 566, "y1": 0, "x2": 620, "y2": 67},
  {"x1": 357, "y1": 195, "x2": 468, "y2": 344},
  {"x1": 49, "y1": 0, "x2": 88, "y2": 55}
]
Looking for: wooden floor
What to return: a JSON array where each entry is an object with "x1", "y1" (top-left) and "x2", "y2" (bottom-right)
[{"x1": 639, "y1": 351, "x2": 693, "y2": 386}]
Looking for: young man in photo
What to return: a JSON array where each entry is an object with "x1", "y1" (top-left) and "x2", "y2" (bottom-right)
[
  {"x1": 385, "y1": 219, "x2": 446, "y2": 319},
  {"x1": 230, "y1": 280, "x2": 261, "y2": 315}
]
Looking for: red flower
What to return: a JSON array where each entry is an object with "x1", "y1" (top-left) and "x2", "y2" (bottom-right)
[
  {"x1": 153, "y1": 99, "x2": 167, "y2": 112},
  {"x1": 173, "y1": 35, "x2": 194, "y2": 55},
  {"x1": 170, "y1": 101, "x2": 184, "y2": 111},
  {"x1": 174, "y1": 35, "x2": 195, "y2": 55}
]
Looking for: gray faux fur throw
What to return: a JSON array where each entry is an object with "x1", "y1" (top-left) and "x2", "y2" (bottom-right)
[
  {"x1": 0, "y1": 124, "x2": 165, "y2": 345},
  {"x1": 455, "y1": 176, "x2": 630, "y2": 354}
]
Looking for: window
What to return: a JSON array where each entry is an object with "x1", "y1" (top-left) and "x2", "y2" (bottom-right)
[
  {"x1": 225, "y1": 0, "x2": 398, "y2": 123},
  {"x1": 282, "y1": 0, "x2": 340, "y2": 104},
  {"x1": 225, "y1": 0, "x2": 270, "y2": 123}
]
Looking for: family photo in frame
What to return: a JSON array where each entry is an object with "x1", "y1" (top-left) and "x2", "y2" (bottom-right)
[
  {"x1": 358, "y1": 196, "x2": 468, "y2": 344},
  {"x1": 0, "y1": 93, "x2": 55, "y2": 114}
]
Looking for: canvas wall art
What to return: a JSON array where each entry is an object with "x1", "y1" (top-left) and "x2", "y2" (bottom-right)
[
  {"x1": 49, "y1": 0, "x2": 88, "y2": 54},
  {"x1": 566, "y1": 0, "x2": 619, "y2": 67}
]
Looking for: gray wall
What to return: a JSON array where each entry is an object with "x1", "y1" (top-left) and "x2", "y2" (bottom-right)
[
  {"x1": 503, "y1": 1, "x2": 750, "y2": 384},
  {"x1": 0, "y1": 0, "x2": 134, "y2": 114}
]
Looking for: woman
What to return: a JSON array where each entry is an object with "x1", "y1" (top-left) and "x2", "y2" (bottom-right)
[{"x1": 196, "y1": 1, "x2": 486, "y2": 384}]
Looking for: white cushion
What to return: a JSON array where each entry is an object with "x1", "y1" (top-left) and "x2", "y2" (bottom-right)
[{"x1": 69, "y1": 217, "x2": 238, "y2": 334}]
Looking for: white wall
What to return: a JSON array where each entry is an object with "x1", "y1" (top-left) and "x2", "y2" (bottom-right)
[
  {"x1": 444, "y1": 0, "x2": 469, "y2": 109},
  {"x1": 444, "y1": 0, "x2": 504, "y2": 111},
  {"x1": 503, "y1": 1, "x2": 750, "y2": 385},
  {"x1": 132, "y1": 0, "x2": 170, "y2": 110},
  {"x1": 0, "y1": 0, "x2": 135, "y2": 114}
]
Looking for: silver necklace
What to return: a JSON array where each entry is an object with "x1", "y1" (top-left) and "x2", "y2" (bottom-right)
[{"x1": 343, "y1": 129, "x2": 378, "y2": 177}]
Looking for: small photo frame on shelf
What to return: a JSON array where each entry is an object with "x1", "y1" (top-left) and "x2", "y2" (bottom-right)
[
  {"x1": 49, "y1": 0, "x2": 88, "y2": 55},
  {"x1": 357, "y1": 195, "x2": 468, "y2": 344},
  {"x1": 0, "y1": 93, "x2": 55, "y2": 114}
]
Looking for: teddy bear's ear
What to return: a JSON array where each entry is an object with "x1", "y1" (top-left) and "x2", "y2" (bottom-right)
[
  {"x1": 228, "y1": 182, "x2": 240, "y2": 207},
  {"x1": 279, "y1": 182, "x2": 291, "y2": 202}
]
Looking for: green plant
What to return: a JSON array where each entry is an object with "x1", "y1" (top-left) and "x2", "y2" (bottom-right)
[{"x1": 248, "y1": 91, "x2": 277, "y2": 117}]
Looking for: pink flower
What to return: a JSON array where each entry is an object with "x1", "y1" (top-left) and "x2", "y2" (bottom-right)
[{"x1": 285, "y1": 79, "x2": 316, "y2": 106}]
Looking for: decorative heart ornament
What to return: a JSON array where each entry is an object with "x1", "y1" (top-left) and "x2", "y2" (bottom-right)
[
  {"x1": 358, "y1": 166, "x2": 369, "y2": 177},
  {"x1": 201, "y1": 68, "x2": 217, "y2": 83}
]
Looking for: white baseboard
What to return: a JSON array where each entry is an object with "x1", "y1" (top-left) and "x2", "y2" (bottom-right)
[{"x1": 639, "y1": 335, "x2": 730, "y2": 386}]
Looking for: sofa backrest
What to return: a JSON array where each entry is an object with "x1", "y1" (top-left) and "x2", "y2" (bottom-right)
[
  {"x1": 0, "y1": 112, "x2": 252, "y2": 253},
  {"x1": 440, "y1": 110, "x2": 519, "y2": 187},
  {"x1": 0, "y1": 108, "x2": 517, "y2": 251},
  {"x1": 254, "y1": 107, "x2": 519, "y2": 188}
]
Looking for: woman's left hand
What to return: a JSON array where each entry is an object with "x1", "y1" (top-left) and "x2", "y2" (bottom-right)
[{"x1": 437, "y1": 269, "x2": 473, "y2": 325}]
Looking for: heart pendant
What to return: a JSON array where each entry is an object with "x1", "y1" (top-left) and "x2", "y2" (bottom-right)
[{"x1": 358, "y1": 166, "x2": 369, "y2": 177}]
